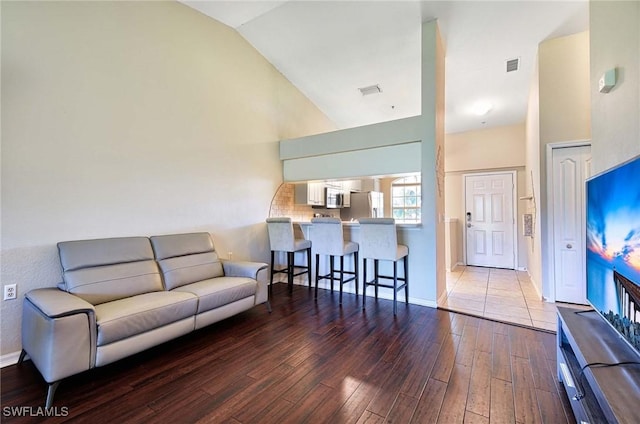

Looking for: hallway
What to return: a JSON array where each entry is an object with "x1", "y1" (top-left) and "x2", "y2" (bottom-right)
[{"x1": 440, "y1": 266, "x2": 588, "y2": 332}]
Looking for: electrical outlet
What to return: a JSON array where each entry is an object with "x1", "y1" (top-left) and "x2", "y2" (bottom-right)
[
  {"x1": 228, "y1": 252, "x2": 233, "y2": 260},
  {"x1": 4, "y1": 284, "x2": 17, "y2": 300}
]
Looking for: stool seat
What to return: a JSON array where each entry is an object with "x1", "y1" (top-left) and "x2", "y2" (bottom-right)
[
  {"x1": 393, "y1": 245, "x2": 409, "y2": 260},
  {"x1": 310, "y1": 217, "x2": 359, "y2": 304},
  {"x1": 342, "y1": 241, "x2": 359, "y2": 255},
  {"x1": 293, "y1": 239, "x2": 312, "y2": 251},
  {"x1": 266, "y1": 217, "x2": 312, "y2": 293},
  {"x1": 358, "y1": 218, "x2": 408, "y2": 315}
]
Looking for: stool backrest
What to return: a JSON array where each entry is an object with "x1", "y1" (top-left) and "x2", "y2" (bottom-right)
[
  {"x1": 266, "y1": 217, "x2": 295, "y2": 252},
  {"x1": 310, "y1": 217, "x2": 344, "y2": 256},
  {"x1": 358, "y1": 218, "x2": 398, "y2": 261}
]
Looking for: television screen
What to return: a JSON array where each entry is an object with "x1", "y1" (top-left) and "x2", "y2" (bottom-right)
[{"x1": 586, "y1": 155, "x2": 640, "y2": 353}]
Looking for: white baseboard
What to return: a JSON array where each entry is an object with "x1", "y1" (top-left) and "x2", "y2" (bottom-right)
[
  {"x1": 531, "y1": 277, "x2": 545, "y2": 301},
  {"x1": 437, "y1": 290, "x2": 449, "y2": 306},
  {"x1": 0, "y1": 350, "x2": 25, "y2": 368},
  {"x1": 521, "y1": 271, "x2": 545, "y2": 301},
  {"x1": 450, "y1": 262, "x2": 465, "y2": 271}
]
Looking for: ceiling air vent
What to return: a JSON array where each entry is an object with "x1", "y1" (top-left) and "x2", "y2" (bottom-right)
[
  {"x1": 506, "y1": 58, "x2": 519, "y2": 73},
  {"x1": 359, "y1": 84, "x2": 382, "y2": 96}
]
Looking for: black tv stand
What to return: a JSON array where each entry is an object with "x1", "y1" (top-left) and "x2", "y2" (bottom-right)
[{"x1": 556, "y1": 307, "x2": 640, "y2": 423}]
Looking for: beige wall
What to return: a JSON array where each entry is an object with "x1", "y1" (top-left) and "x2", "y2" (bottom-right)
[
  {"x1": 539, "y1": 32, "x2": 592, "y2": 145},
  {"x1": 0, "y1": 1, "x2": 334, "y2": 357},
  {"x1": 446, "y1": 124, "x2": 526, "y2": 172},
  {"x1": 525, "y1": 54, "x2": 543, "y2": 296},
  {"x1": 589, "y1": 1, "x2": 640, "y2": 175},
  {"x1": 444, "y1": 124, "x2": 528, "y2": 270},
  {"x1": 525, "y1": 31, "x2": 591, "y2": 299}
]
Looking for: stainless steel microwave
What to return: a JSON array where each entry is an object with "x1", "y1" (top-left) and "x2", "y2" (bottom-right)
[{"x1": 325, "y1": 187, "x2": 343, "y2": 208}]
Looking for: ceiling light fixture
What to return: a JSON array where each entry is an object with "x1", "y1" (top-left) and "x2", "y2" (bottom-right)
[
  {"x1": 471, "y1": 101, "x2": 493, "y2": 116},
  {"x1": 359, "y1": 84, "x2": 382, "y2": 96}
]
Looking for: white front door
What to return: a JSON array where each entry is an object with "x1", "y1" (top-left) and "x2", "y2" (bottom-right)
[
  {"x1": 552, "y1": 145, "x2": 591, "y2": 303},
  {"x1": 465, "y1": 172, "x2": 515, "y2": 269}
]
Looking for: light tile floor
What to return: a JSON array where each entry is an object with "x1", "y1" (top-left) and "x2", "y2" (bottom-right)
[{"x1": 440, "y1": 265, "x2": 589, "y2": 332}]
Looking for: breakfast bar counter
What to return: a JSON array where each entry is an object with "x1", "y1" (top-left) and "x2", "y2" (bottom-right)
[{"x1": 294, "y1": 220, "x2": 420, "y2": 247}]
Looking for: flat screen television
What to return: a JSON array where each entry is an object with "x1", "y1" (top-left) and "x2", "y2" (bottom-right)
[{"x1": 586, "y1": 154, "x2": 640, "y2": 354}]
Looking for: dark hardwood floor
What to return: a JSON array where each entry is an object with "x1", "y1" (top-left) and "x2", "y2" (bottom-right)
[{"x1": 1, "y1": 284, "x2": 575, "y2": 423}]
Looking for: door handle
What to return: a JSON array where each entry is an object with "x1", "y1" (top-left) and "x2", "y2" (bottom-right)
[
  {"x1": 467, "y1": 223, "x2": 472, "y2": 228},
  {"x1": 566, "y1": 244, "x2": 573, "y2": 249}
]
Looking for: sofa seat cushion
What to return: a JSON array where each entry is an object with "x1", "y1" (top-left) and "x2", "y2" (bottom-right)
[
  {"x1": 173, "y1": 277, "x2": 256, "y2": 313},
  {"x1": 95, "y1": 291, "x2": 197, "y2": 346}
]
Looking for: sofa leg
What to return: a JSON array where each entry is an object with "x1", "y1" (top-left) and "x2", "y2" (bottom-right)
[
  {"x1": 17, "y1": 349, "x2": 27, "y2": 364},
  {"x1": 45, "y1": 381, "x2": 61, "y2": 409},
  {"x1": 265, "y1": 300, "x2": 272, "y2": 313}
]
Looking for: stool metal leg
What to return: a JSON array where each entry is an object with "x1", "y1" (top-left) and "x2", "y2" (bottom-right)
[
  {"x1": 270, "y1": 251, "x2": 275, "y2": 289},
  {"x1": 315, "y1": 254, "x2": 320, "y2": 299},
  {"x1": 362, "y1": 258, "x2": 367, "y2": 309},
  {"x1": 374, "y1": 259, "x2": 379, "y2": 299},
  {"x1": 354, "y1": 252, "x2": 359, "y2": 297},
  {"x1": 339, "y1": 255, "x2": 344, "y2": 304},
  {"x1": 393, "y1": 261, "x2": 398, "y2": 316},
  {"x1": 329, "y1": 256, "x2": 335, "y2": 292},
  {"x1": 306, "y1": 247, "x2": 312, "y2": 288},
  {"x1": 404, "y1": 255, "x2": 409, "y2": 304},
  {"x1": 287, "y1": 251, "x2": 294, "y2": 293}
]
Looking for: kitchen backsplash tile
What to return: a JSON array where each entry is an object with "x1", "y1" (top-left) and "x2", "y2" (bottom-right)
[{"x1": 269, "y1": 183, "x2": 337, "y2": 221}]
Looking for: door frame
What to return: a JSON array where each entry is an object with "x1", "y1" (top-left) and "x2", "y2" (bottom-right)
[
  {"x1": 545, "y1": 140, "x2": 591, "y2": 303},
  {"x1": 462, "y1": 170, "x2": 518, "y2": 269}
]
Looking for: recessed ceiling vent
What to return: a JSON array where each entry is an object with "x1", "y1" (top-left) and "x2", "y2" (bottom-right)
[
  {"x1": 359, "y1": 84, "x2": 382, "y2": 96},
  {"x1": 506, "y1": 58, "x2": 520, "y2": 73}
]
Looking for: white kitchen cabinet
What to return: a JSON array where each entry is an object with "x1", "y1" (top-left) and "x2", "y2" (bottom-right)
[
  {"x1": 344, "y1": 179, "x2": 362, "y2": 192},
  {"x1": 295, "y1": 182, "x2": 325, "y2": 206},
  {"x1": 341, "y1": 180, "x2": 361, "y2": 207},
  {"x1": 360, "y1": 178, "x2": 380, "y2": 192}
]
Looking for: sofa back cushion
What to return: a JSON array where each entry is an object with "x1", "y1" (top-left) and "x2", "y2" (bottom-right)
[
  {"x1": 150, "y1": 233, "x2": 224, "y2": 290},
  {"x1": 58, "y1": 237, "x2": 163, "y2": 305}
]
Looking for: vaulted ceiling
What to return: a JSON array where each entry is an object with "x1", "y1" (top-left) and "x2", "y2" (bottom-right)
[{"x1": 182, "y1": 1, "x2": 589, "y2": 134}]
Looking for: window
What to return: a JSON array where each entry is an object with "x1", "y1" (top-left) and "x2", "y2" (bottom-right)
[{"x1": 392, "y1": 175, "x2": 421, "y2": 223}]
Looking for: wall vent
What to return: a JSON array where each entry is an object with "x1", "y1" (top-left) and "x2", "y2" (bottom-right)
[
  {"x1": 359, "y1": 84, "x2": 382, "y2": 96},
  {"x1": 506, "y1": 58, "x2": 519, "y2": 73}
]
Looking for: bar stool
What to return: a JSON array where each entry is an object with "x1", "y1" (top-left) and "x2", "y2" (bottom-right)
[
  {"x1": 358, "y1": 218, "x2": 409, "y2": 315},
  {"x1": 310, "y1": 217, "x2": 359, "y2": 304},
  {"x1": 266, "y1": 217, "x2": 312, "y2": 292}
]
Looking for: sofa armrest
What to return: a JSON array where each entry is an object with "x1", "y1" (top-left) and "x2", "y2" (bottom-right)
[
  {"x1": 221, "y1": 260, "x2": 268, "y2": 279},
  {"x1": 221, "y1": 260, "x2": 269, "y2": 305},
  {"x1": 22, "y1": 288, "x2": 97, "y2": 383},
  {"x1": 26, "y1": 287, "x2": 95, "y2": 318}
]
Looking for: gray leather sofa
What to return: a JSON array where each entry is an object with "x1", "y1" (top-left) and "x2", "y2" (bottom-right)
[{"x1": 19, "y1": 232, "x2": 269, "y2": 407}]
